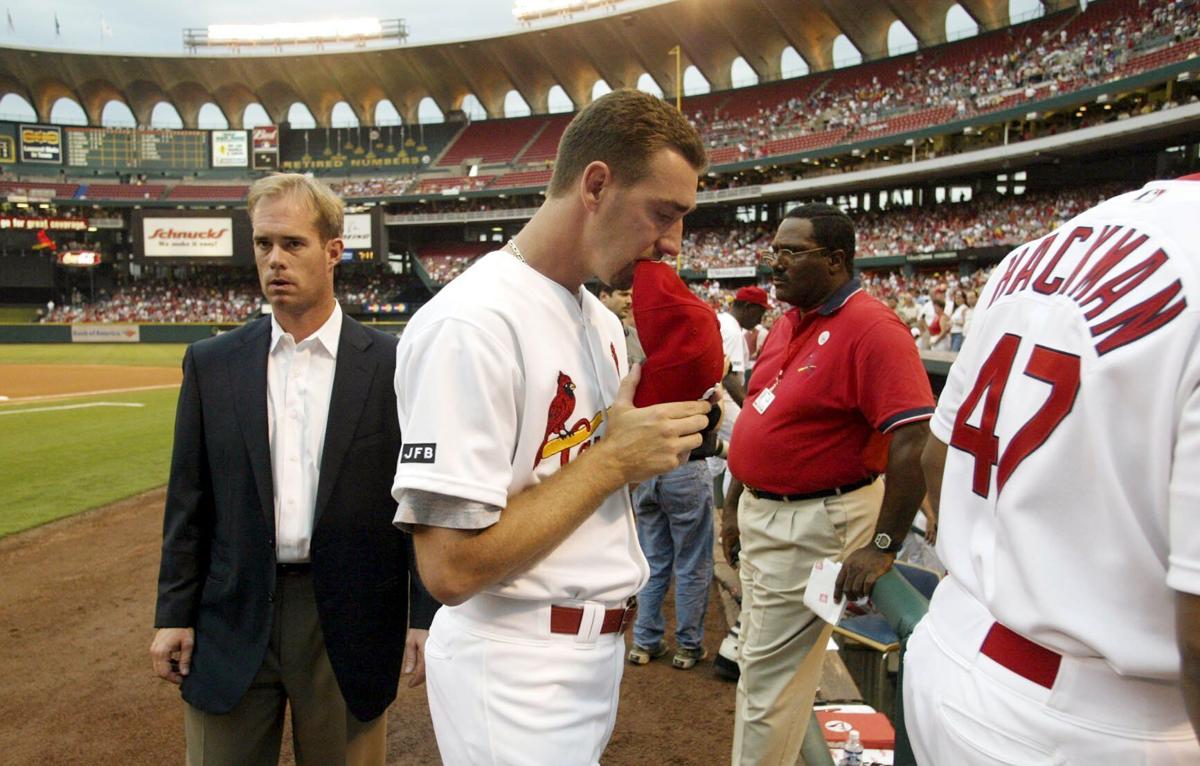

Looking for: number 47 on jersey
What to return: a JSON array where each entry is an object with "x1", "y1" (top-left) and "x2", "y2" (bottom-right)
[{"x1": 950, "y1": 333, "x2": 1081, "y2": 498}]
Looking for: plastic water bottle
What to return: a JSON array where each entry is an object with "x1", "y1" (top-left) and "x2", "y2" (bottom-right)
[{"x1": 838, "y1": 729, "x2": 864, "y2": 766}]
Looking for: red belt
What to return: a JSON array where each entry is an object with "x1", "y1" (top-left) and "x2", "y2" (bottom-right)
[
  {"x1": 980, "y1": 622, "x2": 1062, "y2": 689},
  {"x1": 549, "y1": 601, "x2": 636, "y2": 636}
]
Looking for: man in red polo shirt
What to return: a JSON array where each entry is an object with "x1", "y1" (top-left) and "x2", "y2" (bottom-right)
[{"x1": 721, "y1": 202, "x2": 934, "y2": 765}]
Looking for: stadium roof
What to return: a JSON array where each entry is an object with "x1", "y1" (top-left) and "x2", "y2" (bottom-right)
[{"x1": 0, "y1": 0, "x2": 1075, "y2": 128}]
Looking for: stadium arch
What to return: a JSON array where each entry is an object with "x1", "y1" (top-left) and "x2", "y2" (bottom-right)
[
  {"x1": 242, "y1": 103, "x2": 272, "y2": 129},
  {"x1": 636, "y1": 73, "x2": 663, "y2": 98},
  {"x1": 77, "y1": 79, "x2": 128, "y2": 126},
  {"x1": 731, "y1": 57, "x2": 759, "y2": 88},
  {"x1": 945, "y1": 3, "x2": 980, "y2": 40},
  {"x1": 832, "y1": 35, "x2": 863, "y2": 68},
  {"x1": 99, "y1": 100, "x2": 136, "y2": 128},
  {"x1": 122, "y1": 80, "x2": 171, "y2": 128},
  {"x1": 459, "y1": 94, "x2": 488, "y2": 121},
  {"x1": 504, "y1": 90, "x2": 531, "y2": 118},
  {"x1": 257, "y1": 80, "x2": 307, "y2": 126},
  {"x1": 287, "y1": 102, "x2": 318, "y2": 129},
  {"x1": 683, "y1": 65, "x2": 710, "y2": 96},
  {"x1": 374, "y1": 99, "x2": 402, "y2": 126},
  {"x1": 417, "y1": 97, "x2": 444, "y2": 124},
  {"x1": 149, "y1": 102, "x2": 184, "y2": 130},
  {"x1": 196, "y1": 103, "x2": 229, "y2": 130},
  {"x1": 45, "y1": 93, "x2": 85, "y2": 125},
  {"x1": 0, "y1": 91, "x2": 35, "y2": 121},
  {"x1": 780, "y1": 46, "x2": 809, "y2": 78},
  {"x1": 330, "y1": 101, "x2": 360, "y2": 128},
  {"x1": 211, "y1": 83, "x2": 258, "y2": 130},
  {"x1": 887, "y1": 20, "x2": 920, "y2": 56},
  {"x1": 546, "y1": 85, "x2": 574, "y2": 114},
  {"x1": 3, "y1": 0, "x2": 1078, "y2": 129},
  {"x1": 960, "y1": 0, "x2": 1011, "y2": 30}
]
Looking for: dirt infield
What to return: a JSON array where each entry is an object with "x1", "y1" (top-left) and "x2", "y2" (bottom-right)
[
  {"x1": 0, "y1": 490, "x2": 738, "y2": 765},
  {"x1": 0, "y1": 364, "x2": 182, "y2": 400}
]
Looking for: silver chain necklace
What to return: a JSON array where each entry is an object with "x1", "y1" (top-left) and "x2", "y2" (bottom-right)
[{"x1": 506, "y1": 238, "x2": 525, "y2": 262}]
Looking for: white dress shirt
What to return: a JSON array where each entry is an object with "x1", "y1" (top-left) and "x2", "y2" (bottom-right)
[{"x1": 267, "y1": 303, "x2": 342, "y2": 563}]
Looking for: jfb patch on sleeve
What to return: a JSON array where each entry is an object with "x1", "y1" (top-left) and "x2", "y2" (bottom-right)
[{"x1": 400, "y1": 443, "x2": 437, "y2": 464}]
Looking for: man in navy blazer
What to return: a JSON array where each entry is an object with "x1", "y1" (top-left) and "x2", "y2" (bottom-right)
[{"x1": 151, "y1": 173, "x2": 438, "y2": 765}]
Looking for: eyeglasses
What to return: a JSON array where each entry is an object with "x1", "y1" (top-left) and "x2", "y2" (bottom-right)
[{"x1": 758, "y1": 246, "x2": 828, "y2": 266}]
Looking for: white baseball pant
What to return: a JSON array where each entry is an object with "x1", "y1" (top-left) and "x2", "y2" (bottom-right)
[
  {"x1": 904, "y1": 576, "x2": 1200, "y2": 765},
  {"x1": 423, "y1": 594, "x2": 626, "y2": 765}
]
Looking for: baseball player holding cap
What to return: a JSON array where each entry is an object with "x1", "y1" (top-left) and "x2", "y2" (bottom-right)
[
  {"x1": 391, "y1": 90, "x2": 712, "y2": 765},
  {"x1": 908, "y1": 175, "x2": 1200, "y2": 764},
  {"x1": 625, "y1": 261, "x2": 725, "y2": 671}
]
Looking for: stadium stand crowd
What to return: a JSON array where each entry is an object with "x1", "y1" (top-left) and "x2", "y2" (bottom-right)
[
  {"x1": 688, "y1": 0, "x2": 1200, "y2": 162},
  {"x1": 42, "y1": 277, "x2": 261, "y2": 324},
  {"x1": 38, "y1": 183, "x2": 1107, "y2": 322},
  {"x1": 39, "y1": 271, "x2": 413, "y2": 324},
  {"x1": 2, "y1": 0, "x2": 1194, "y2": 209},
  {"x1": 678, "y1": 184, "x2": 1123, "y2": 272},
  {"x1": 327, "y1": 176, "x2": 417, "y2": 198}
]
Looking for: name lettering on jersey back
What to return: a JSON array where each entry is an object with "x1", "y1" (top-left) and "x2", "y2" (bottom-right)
[{"x1": 987, "y1": 224, "x2": 1187, "y2": 355}]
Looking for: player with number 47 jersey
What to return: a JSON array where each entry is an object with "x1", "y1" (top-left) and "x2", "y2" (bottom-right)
[{"x1": 906, "y1": 176, "x2": 1200, "y2": 765}]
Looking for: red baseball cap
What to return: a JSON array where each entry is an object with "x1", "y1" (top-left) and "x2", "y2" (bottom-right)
[
  {"x1": 734, "y1": 286, "x2": 770, "y2": 308},
  {"x1": 631, "y1": 261, "x2": 724, "y2": 407}
]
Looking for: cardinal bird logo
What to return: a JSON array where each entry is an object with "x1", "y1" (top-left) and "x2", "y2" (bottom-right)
[
  {"x1": 33, "y1": 229, "x2": 57, "y2": 254},
  {"x1": 545, "y1": 371, "x2": 577, "y2": 440},
  {"x1": 534, "y1": 371, "x2": 604, "y2": 469}
]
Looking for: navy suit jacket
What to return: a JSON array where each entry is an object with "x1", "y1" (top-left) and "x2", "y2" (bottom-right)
[{"x1": 154, "y1": 314, "x2": 438, "y2": 721}]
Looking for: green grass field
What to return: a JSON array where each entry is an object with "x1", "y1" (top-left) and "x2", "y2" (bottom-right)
[
  {"x1": 0, "y1": 344, "x2": 185, "y2": 537},
  {"x1": 0, "y1": 307, "x2": 37, "y2": 322},
  {"x1": 0, "y1": 343, "x2": 188, "y2": 367}
]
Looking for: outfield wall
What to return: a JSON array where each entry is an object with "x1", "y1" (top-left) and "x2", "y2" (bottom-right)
[
  {"x1": 0, "y1": 322, "x2": 951, "y2": 387},
  {"x1": 0, "y1": 322, "x2": 408, "y2": 344}
]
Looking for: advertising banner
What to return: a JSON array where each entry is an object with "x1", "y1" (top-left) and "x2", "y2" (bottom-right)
[
  {"x1": 343, "y1": 213, "x2": 373, "y2": 249},
  {"x1": 0, "y1": 216, "x2": 87, "y2": 231},
  {"x1": 71, "y1": 324, "x2": 140, "y2": 343},
  {"x1": 252, "y1": 126, "x2": 279, "y2": 171},
  {"x1": 706, "y1": 266, "x2": 758, "y2": 279},
  {"x1": 143, "y1": 217, "x2": 234, "y2": 257},
  {"x1": 19, "y1": 125, "x2": 63, "y2": 164},
  {"x1": 212, "y1": 130, "x2": 248, "y2": 168}
]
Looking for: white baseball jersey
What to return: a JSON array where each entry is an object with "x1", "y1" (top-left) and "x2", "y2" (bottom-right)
[
  {"x1": 931, "y1": 178, "x2": 1200, "y2": 680},
  {"x1": 745, "y1": 325, "x2": 769, "y2": 372},
  {"x1": 718, "y1": 311, "x2": 748, "y2": 375},
  {"x1": 392, "y1": 250, "x2": 649, "y2": 604}
]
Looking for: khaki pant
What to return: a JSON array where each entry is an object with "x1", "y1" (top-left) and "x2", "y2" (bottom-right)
[
  {"x1": 732, "y1": 479, "x2": 883, "y2": 766},
  {"x1": 184, "y1": 572, "x2": 385, "y2": 766}
]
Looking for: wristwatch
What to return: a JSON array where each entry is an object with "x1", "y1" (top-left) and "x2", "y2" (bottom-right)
[{"x1": 872, "y1": 532, "x2": 904, "y2": 554}]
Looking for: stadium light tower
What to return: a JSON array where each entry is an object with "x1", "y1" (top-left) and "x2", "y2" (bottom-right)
[
  {"x1": 513, "y1": 0, "x2": 626, "y2": 24},
  {"x1": 183, "y1": 18, "x2": 408, "y2": 53}
]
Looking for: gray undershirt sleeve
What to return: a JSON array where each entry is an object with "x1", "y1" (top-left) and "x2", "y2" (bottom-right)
[{"x1": 393, "y1": 488, "x2": 502, "y2": 532}]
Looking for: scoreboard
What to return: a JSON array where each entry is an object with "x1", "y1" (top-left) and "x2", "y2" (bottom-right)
[{"x1": 66, "y1": 127, "x2": 208, "y2": 170}]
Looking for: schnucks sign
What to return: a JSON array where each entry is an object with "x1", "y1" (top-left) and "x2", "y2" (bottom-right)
[{"x1": 143, "y1": 217, "x2": 234, "y2": 257}]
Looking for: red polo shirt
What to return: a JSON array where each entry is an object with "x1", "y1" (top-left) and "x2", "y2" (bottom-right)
[{"x1": 728, "y1": 279, "x2": 934, "y2": 495}]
